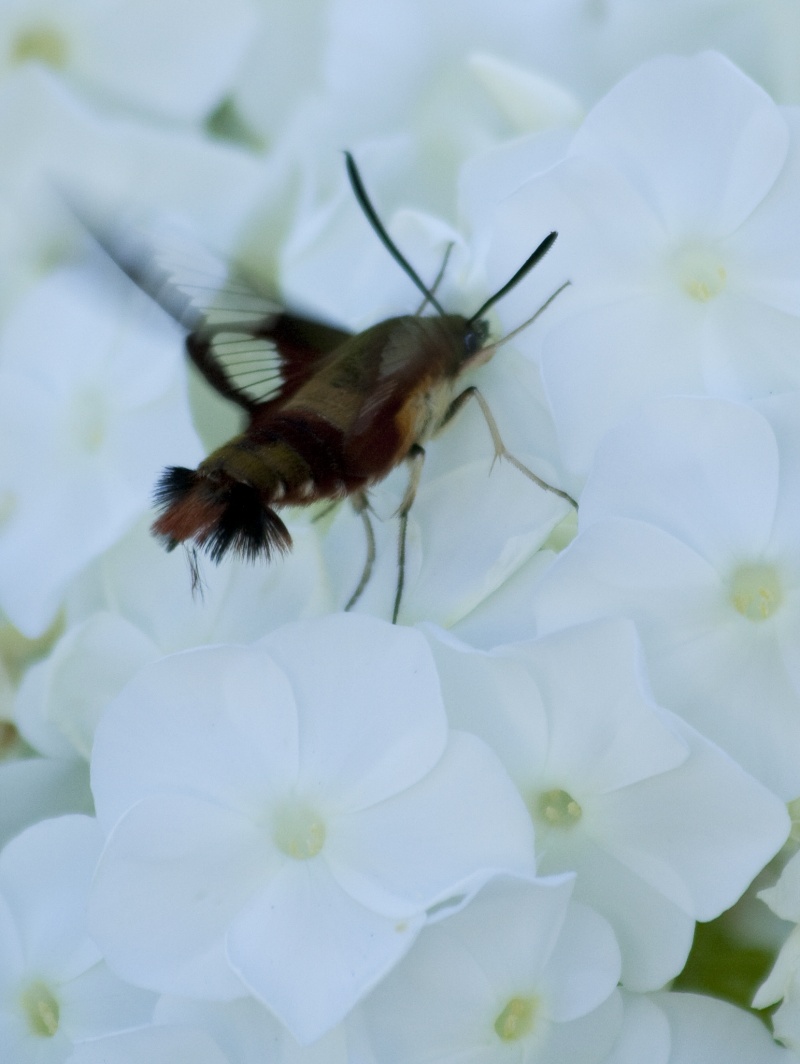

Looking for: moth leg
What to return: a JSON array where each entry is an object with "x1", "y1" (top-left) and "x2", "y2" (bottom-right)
[
  {"x1": 312, "y1": 498, "x2": 340, "y2": 523},
  {"x1": 393, "y1": 444, "x2": 426, "y2": 623},
  {"x1": 444, "y1": 386, "x2": 578, "y2": 509},
  {"x1": 414, "y1": 243, "x2": 454, "y2": 316},
  {"x1": 344, "y1": 491, "x2": 376, "y2": 612}
]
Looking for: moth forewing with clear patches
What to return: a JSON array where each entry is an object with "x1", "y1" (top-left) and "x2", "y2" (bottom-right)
[{"x1": 72, "y1": 153, "x2": 575, "y2": 621}]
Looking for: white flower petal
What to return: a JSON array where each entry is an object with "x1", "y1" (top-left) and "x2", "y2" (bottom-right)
[
  {"x1": 228, "y1": 859, "x2": 422, "y2": 1044},
  {"x1": 65, "y1": 1026, "x2": 230, "y2": 1064},
  {"x1": 90, "y1": 795, "x2": 268, "y2": 999},
  {"x1": 579, "y1": 398, "x2": 780, "y2": 566},
  {"x1": 327, "y1": 731, "x2": 535, "y2": 913},
  {"x1": 91, "y1": 647, "x2": 301, "y2": 831},
  {"x1": 570, "y1": 53, "x2": 789, "y2": 236},
  {"x1": 155, "y1": 995, "x2": 351, "y2": 1064},
  {"x1": 260, "y1": 616, "x2": 448, "y2": 811},
  {"x1": 601, "y1": 991, "x2": 671, "y2": 1064},
  {"x1": 0, "y1": 815, "x2": 102, "y2": 979},
  {"x1": 651, "y1": 990, "x2": 796, "y2": 1063}
]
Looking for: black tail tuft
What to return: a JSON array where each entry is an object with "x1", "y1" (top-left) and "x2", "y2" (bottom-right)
[
  {"x1": 151, "y1": 466, "x2": 291, "y2": 564},
  {"x1": 153, "y1": 466, "x2": 198, "y2": 509},
  {"x1": 205, "y1": 479, "x2": 291, "y2": 563}
]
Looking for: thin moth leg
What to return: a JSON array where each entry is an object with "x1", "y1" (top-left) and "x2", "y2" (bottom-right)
[
  {"x1": 443, "y1": 386, "x2": 578, "y2": 509},
  {"x1": 393, "y1": 444, "x2": 426, "y2": 623},
  {"x1": 344, "y1": 491, "x2": 376, "y2": 612}
]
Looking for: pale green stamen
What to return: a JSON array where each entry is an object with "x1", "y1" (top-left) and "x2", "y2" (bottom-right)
[
  {"x1": 494, "y1": 995, "x2": 537, "y2": 1041},
  {"x1": 273, "y1": 802, "x2": 326, "y2": 859},
  {"x1": 670, "y1": 244, "x2": 727, "y2": 302},
  {"x1": 535, "y1": 787, "x2": 582, "y2": 828},
  {"x1": 730, "y1": 563, "x2": 783, "y2": 622},
  {"x1": 20, "y1": 980, "x2": 60, "y2": 1037}
]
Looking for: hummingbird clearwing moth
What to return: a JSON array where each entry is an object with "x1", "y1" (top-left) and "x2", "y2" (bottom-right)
[{"x1": 74, "y1": 153, "x2": 575, "y2": 621}]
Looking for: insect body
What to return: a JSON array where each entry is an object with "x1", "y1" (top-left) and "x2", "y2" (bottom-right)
[{"x1": 78, "y1": 154, "x2": 574, "y2": 620}]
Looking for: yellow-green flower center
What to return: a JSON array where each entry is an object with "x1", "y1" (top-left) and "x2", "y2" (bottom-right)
[
  {"x1": 730, "y1": 563, "x2": 783, "y2": 622},
  {"x1": 535, "y1": 788, "x2": 582, "y2": 828},
  {"x1": 670, "y1": 244, "x2": 727, "y2": 302},
  {"x1": 20, "y1": 980, "x2": 60, "y2": 1037},
  {"x1": 11, "y1": 26, "x2": 68, "y2": 69},
  {"x1": 273, "y1": 802, "x2": 326, "y2": 860},
  {"x1": 494, "y1": 995, "x2": 537, "y2": 1041}
]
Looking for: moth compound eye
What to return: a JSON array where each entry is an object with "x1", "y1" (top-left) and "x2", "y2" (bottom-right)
[{"x1": 464, "y1": 322, "x2": 488, "y2": 355}]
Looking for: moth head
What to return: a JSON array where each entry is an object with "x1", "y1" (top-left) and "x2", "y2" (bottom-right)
[
  {"x1": 464, "y1": 318, "x2": 490, "y2": 357},
  {"x1": 151, "y1": 466, "x2": 292, "y2": 563}
]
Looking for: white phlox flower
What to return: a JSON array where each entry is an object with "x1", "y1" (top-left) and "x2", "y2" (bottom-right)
[
  {"x1": 0, "y1": 261, "x2": 202, "y2": 637},
  {"x1": 488, "y1": 52, "x2": 800, "y2": 482},
  {"x1": 531, "y1": 394, "x2": 800, "y2": 798},
  {"x1": 0, "y1": 815, "x2": 156, "y2": 1062},
  {"x1": 0, "y1": 0, "x2": 261, "y2": 124},
  {"x1": 427, "y1": 616, "x2": 790, "y2": 990},
  {"x1": 88, "y1": 615, "x2": 535, "y2": 1044},
  {"x1": 360, "y1": 873, "x2": 622, "y2": 1064}
]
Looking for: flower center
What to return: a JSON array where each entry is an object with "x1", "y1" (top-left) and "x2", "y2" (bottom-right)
[
  {"x1": 20, "y1": 980, "x2": 60, "y2": 1037},
  {"x1": 273, "y1": 802, "x2": 326, "y2": 860},
  {"x1": 534, "y1": 788, "x2": 582, "y2": 828},
  {"x1": 494, "y1": 995, "x2": 537, "y2": 1041},
  {"x1": 670, "y1": 243, "x2": 727, "y2": 302},
  {"x1": 729, "y1": 563, "x2": 783, "y2": 622},
  {"x1": 11, "y1": 26, "x2": 68, "y2": 68}
]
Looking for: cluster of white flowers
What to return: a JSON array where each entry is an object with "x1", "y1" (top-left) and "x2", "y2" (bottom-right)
[{"x1": 2, "y1": 1, "x2": 800, "y2": 1061}]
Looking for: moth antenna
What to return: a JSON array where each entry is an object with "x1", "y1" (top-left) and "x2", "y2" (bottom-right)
[
  {"x1": 468, "y1": 231, "x2": 558, "y2": 324},
  {"x1": 344, "y1": 151, "x2": 448, "y2": 317},
  {"x1": 480, "y1": 280, "x2": 571, "y2": 357},
  {"x1": 414, "y1": 242, "x2": 454, "y2": 316}
]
